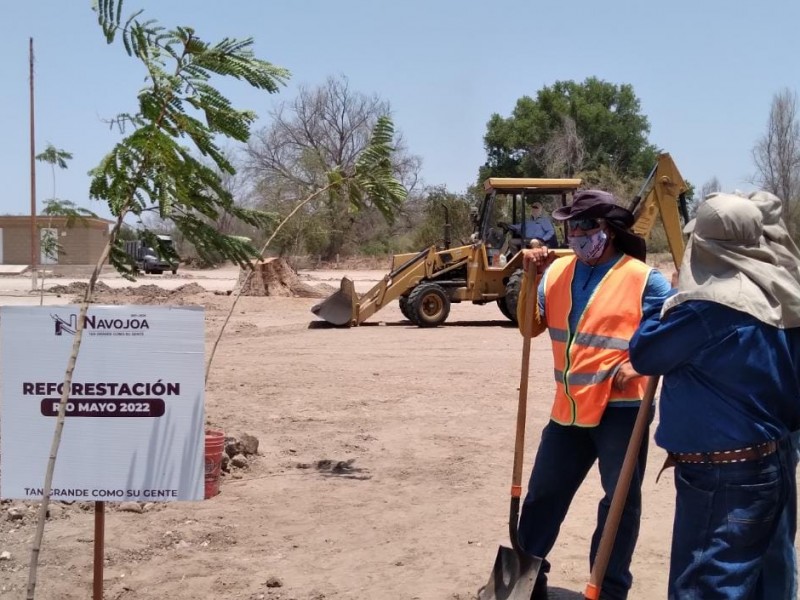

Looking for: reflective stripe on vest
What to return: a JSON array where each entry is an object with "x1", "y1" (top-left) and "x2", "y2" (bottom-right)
[
  {"x1": 548, "y1": 329, "x2": 630, "y2": 350},
  {"x1": 544, "y1": 254, "x2": 651, "y2": 426}
]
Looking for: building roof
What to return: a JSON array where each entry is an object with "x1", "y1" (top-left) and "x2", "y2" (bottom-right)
[{"x1": 0, "y1": 215, "x2": 114, "y2": 227}]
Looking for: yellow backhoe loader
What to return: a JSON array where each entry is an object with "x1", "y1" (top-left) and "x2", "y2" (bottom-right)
[{"x1": 311, "y1": 153, "x2": 690, "y2": 327}]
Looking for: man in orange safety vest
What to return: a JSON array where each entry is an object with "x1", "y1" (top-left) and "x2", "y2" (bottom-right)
[{"x1": 516, "y1": 190, "x2": 672, "y2": 600}]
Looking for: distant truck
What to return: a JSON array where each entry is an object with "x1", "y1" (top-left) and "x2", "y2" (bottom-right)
[{"x1": 123, "y1": 235, "x2": 179, "y2": 275}]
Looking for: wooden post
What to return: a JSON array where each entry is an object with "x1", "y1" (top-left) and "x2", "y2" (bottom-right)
[
  {"x1": 93, "y1": 501, "x2": 105, "y2": 600},
  {"x1": 29, "y1": 37, "x2": 38, "y2": 291}
]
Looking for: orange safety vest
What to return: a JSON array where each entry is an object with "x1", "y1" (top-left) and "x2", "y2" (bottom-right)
[{"x1": 544, "y1": 254, "x2": 650, "y2": 426}]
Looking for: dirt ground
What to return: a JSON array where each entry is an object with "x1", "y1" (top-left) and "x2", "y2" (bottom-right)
[{"x1": 0, "y1": 263, "x2": 797, "y2": 599}]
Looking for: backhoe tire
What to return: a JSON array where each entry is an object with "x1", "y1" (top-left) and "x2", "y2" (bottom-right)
[
  {"x1": 497, "y1": 298, "x2": 514, "y2": 321},
  {"x1": 407, "y1": 283, "x2": 450, "y2": 327},
  {"x1": 500, "y1": 269, "x2": 524, "y2": 324},
  {"x1": 398, "y1": 295, "x2": 415, "y2": 322}
]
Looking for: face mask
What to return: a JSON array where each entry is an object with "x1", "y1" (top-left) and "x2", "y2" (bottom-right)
[{"x1": 569, "y1": 229, "x2": 608, "y2": 262}]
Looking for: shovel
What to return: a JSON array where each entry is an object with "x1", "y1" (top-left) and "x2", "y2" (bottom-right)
[
  {"x1": 583, "y1": 375, "x2": 660, "y2": 600},
  {"x1": 479, "y1": 263, "x2": 543, "y2": 600}
]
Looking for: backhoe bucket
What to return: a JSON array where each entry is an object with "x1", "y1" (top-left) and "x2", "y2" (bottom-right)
[
  {"x1": 478, "y1": 545, "x2": 541, "y2": 600},
  {"x1": 311, "y1": 277, "x2": 358, "y2": 326}
]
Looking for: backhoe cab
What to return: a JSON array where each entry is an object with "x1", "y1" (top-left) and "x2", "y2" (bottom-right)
[{"x1": 311, "y1": 153, "x2": 688, "y2": 328}]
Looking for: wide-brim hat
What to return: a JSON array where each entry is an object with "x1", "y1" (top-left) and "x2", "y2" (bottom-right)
[
  {"x1": 552, "y1": 189, "x2": 634, "y2": 225},
  {"x1": 553, "y1": 189, "x2": 646, "y2": 261}
]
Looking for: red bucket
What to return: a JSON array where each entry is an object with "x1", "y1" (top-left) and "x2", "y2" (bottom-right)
[{"x1": 204, "y1": 429, "x2": 225, "y2": 499}]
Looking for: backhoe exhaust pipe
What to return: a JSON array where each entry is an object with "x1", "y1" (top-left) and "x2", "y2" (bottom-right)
[{"x1": 441, "y1": 202, "x2": 452, "y2": 249}]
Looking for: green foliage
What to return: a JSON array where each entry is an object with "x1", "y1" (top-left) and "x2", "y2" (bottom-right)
[
  {"x1": 481, "y1": 77, "x2": 658, "y2": 182},
  {"x1": 412, "y1": 187, "x2": 474, "y2": 249},
  {"x1": 37, "y1": 200, "x2": 99, "y2": 266},
  {"x1": 326, "y1": 116, "x2": 408, "y2": 223},
  {"x1": 39, "y1": 229, "x2": 61, "y2": 264},
  {"x1": 358, "y1": 238, "x2": 393, "y2": 257},
  {"x1": 646, "y1": 217, "x2": 671, "y2": 254},
  {"x1": 246, "y1": 77, "x2": 414, "y2": 261},
  {"x1": 117, "y1": 224, "x2": 139, "y2": 241},
  {"x1": 91, "y1": 0, "x2": 289, "y2": 278},
  {"x1": 36, "y1": 144, "x2": 73, "y2": 203},
  {"x1": 576, "y1": 164, "x2": 642, "y2": 207},
  {"x1": 36, "y1": 145, "x2": 73, "y2": 170},
  {"x1": 256, "y1": 207, "x2": 330, "y2": 258},
  {"x1": 251, "y1": 112, "x2": 409, "y2": 262},
  {"x1": 41, "y1": 199, "x2": 98, "y2": 226}
]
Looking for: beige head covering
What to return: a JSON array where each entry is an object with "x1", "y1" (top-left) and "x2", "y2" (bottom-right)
[{"x1": 661, "y1": 191, "x2": 800, "y2": 328}]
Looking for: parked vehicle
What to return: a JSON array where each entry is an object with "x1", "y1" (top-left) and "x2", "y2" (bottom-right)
[{"x1": 123, "y1": 235, "x2": 179, "y2": 275}]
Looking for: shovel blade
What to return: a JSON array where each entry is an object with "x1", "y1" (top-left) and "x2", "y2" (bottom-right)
[{"x1": 478, "y1": 545, "x2": 542, "y2": 600}]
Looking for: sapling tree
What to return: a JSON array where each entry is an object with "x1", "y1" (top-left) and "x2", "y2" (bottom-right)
[
  {"x1": 26, "y1": 2, "x2": 288, "y2": 596},
  {"x1": 35, "y1": 146, "x2": 76, "y2": 300},
  {"x1": 35, "y1": 144, "x2": 73, "y2": 202},
  {"x1": 27, "y1": 1, "x2": 406, "y2": 597}
]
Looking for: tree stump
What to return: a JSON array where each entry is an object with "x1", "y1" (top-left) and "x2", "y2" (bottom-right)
[{"x1": 237, "y1": 258, "x2": 326, "y2": 298}]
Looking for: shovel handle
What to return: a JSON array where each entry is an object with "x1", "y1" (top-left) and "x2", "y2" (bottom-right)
[
  {"x1": 584, "y1": 375, "x2": 660, "y2": 600},
  {"x1": 509, "y1": 262, "x2": 538, "y2": 552}
]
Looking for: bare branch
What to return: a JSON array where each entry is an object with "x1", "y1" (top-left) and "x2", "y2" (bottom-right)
[
  {"x1": 245, "y1": 75, "x2": 420, "y2": 260},
  {"x1": 752, "y1": 88, "x2": 800, "y2": 233}
]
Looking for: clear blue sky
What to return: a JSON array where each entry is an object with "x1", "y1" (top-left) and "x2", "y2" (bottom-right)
[{"x1": 2, "y1": 0, "x2": 799, "y2": 221}]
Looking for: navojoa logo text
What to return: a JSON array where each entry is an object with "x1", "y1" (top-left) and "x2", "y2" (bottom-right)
[{"x1": 52, "y1": 314, "x2": 150, "y2": 336}]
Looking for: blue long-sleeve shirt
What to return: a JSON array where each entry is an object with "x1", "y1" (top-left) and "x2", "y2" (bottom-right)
[
  {"x1": 510, "y1": 217, "x2": 556, "y2": 246},
  {"x1": 539, "y1": 253, "x2": 673, "y2": 407},
  {"x1": 629, "y1": 300, "x2": 800, "y2": 453}
]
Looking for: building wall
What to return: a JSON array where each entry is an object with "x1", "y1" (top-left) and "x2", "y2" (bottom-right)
[
  {"x1": 3, "y1": 226, "x2": 32, "y2": 264},
  {"x1": 0, "y1": 217, "x2": 111, "y2": 265},
  {"x1": 58, "y1": 226, "x2": 108, "y2": 264}
]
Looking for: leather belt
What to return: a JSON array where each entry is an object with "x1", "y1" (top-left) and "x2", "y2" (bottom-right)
[
  {"x1": 668, "y1": 440, "x2": 777, "y2": 464},
  {"x1": 656, "y1": 440, "x2": 778, "y2": 483}
]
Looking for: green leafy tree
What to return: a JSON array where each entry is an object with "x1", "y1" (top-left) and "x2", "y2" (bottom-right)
[
  {"x1": 480, "y1": 77, "x2": 658, "y2": 182},
  {"x1": 35, "y1": 146, "x2": 74, "y2": 273},
  {"x1": 35, "y1": 144, "x2": 73, "y2": 202},
  {"x1": 412, "y1": 186, "x2": 475, "y2": 249},
  {"x1": 34, "y1": 147, "x2": 91, "y2": 301},
  {"x1": 90, "y1": 14, "x2": 291, "y2": 276}
]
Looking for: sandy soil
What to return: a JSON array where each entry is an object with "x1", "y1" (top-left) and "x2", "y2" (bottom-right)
[{"x1": 0, "y1": 263, "x2": 796, "y2": 599}]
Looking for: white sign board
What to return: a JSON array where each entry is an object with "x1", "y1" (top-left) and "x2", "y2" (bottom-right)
[{"x1": 0, "y1": 305, "x2": 205, "y2": 502}]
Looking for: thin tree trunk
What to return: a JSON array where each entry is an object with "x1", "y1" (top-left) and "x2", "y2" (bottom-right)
[
  {"x1": 205, "y1": 182, "x2": 335, "y2": 385},
  {"x1": 26, "y1": 209, "x2": 127, "y2": 599}
]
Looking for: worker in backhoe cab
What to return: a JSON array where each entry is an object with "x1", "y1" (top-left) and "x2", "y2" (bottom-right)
[
  {"x1": 507, "y1": 201, "x2": 557, "y2": 249},
  {"x1": 516, "y1": 190, "x2": 672, "y2": 600},
  {"x1": 628, "y1": 192, "x2": 800, "y2": 600}
]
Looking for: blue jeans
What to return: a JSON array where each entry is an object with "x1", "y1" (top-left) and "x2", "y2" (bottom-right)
[
  {"x1": 518, "y1": 407, "x2": 648, "y2": 600},
  {"x1": 668, "y1": 440, "x2": 795, "y2": 600},
  {"x1": 761, "y1": 430, "x2": 800, "y2": 599}
]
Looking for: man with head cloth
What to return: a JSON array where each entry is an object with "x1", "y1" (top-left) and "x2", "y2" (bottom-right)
[{"x1": 629, "y1": 192, "x2": 800, "y2": 599}]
